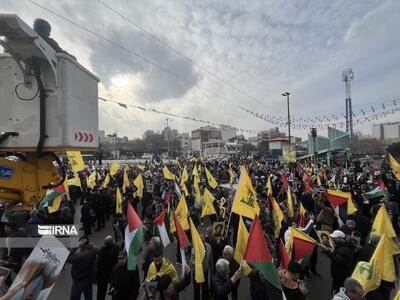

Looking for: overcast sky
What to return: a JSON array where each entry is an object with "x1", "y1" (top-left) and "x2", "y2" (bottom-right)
[{"x1": 2, "y1": 0, "x2": 400, "y2": 139}]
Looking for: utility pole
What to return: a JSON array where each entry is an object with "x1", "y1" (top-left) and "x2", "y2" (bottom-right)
[
  {"x1": 311, "y1": 128, "x2": 317, "y2": 164},
  {"x1": 165, "y1": 118, "x2": 171, "y2": 158},
  {"x1": 342, "y1": 69, "x2": 354, "y2": 140},
  {"x1": 282, "y1": 92, "x2": 291, "y2": 148}
]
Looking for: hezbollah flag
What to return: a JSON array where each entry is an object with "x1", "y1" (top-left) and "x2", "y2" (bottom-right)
[
  {"x1": 270, "y1": 196, "x2": 284, "y2": 238},
  {"x1": 266, "y1": 176, "x2": 272, "y2": 196},
  {"x1": 231, "y1": 166, "x2": 260, "y2": 219},
  {"x1": 116, "y1": 187, "x2": 123, "y2": 214},
  {"x1": 102, "y1": 174, "x2": 110, "y2": 188},
  {"x1": 233, "y1": 216, "x2": 252, "y2": 275},
  {"x1": 180, "y1": 165, "x2": 189, "y2": 197},
  {"x1": 190, "y1": 218, "x2": 206, "y2": 283},
  {"x1": 109, "y1": 162, "x2": 120, "y2": 176},
  {"x1": 287, "y1": 185, "x2": 294, "y2": 218},
  {"x1": 290, "y1": 227, "x2": 317, "y2": 261},
  {"x1": 133, "y1": 174, "x2": 144, "y2": 198},
  {"x1": 389, "y1": 153, "x2": 400, "y2": 180},
  {"x1": 352, "y1": 233, "x2": 400, "y2": 293},
  {"x1": 205, "y1": 167, "x2": 218, "y2": 189},
  {"x1": 125, "y1": 201, "x2": 144, "y2": 270},
  {"x1": 201, "y1": 188, "x2": 217, "y2": 218},
  {"x1": 163, "y1": 166, "x2": 176, "y2": 180},
  {"x1": 68, "y1": 176, "x2": 81, "y2": 188},
  {"x1": 243, "y1": 215, "x2": 281, "y2": 289},
  {"x1": 86, "y1": 171, "x2": 98, "y2": 189},
  {"x1": 394, "y1": 289, "x2": 400, "y2": 300},
  {"x1": 192, "y1": 165, "x2": 201, "y2": 203},
  {"x1": 371, "y1": 204, "x2": 396, "y2": 239},
  {"x1": 175, "y1": 195, "x2": 189, "y2": 230},
  {"x1": 122, "y1": 170, "x2": 130, "y2": 193},
  {"x1": 66, "y1": 151, "x2": 85, "y2": 173}
]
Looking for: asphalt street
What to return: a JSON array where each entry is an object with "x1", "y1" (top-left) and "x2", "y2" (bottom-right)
[{"x1": 49, "y1": 204, "x2": 332, "y2": 300}]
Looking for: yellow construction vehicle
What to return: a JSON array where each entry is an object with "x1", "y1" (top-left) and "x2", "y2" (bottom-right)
[{"x1": 0, "y1": 15, "x2": 99, "y2": 211}]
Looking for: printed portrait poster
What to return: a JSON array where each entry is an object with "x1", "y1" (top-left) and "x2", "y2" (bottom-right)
[
  {"x1": 8, "y1": 236, "x2": 69, "y2": 300},
  {"x1": 317, "y1": 230, "x2": 335, "y2": 251}
]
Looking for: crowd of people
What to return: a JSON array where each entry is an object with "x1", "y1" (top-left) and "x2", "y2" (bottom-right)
[{"x1": 0, "y1": 154, "x2": 399, "y2": 300}]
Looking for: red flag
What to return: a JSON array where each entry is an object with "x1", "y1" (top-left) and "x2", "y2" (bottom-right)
[
  {"x1": 280, "y1": 173, "x2": 289, "y2": 188},
  {"x1": 296, "y1": 162, "x2": 302, "y2": 174},
  {"x1": 173, "y1": 211, "x2": 189, "y2": 249},
  {"x1": 304, "y1": 181, "x2": 314, "y2": 193},
  {"x1": 377, "y1": 179, "x2": 386, "y2": 191},
  {"x1": 127, "y1": 201, "x2": 142, "y2": 231},
  {"x1": 302, "y1": 172, "x2": 310, "y2": 182},
  {"x1": 326, "y1": 189, "x2": 349, "y2": 208},
  {"x1": 279, "y1": 239, "x2": 290, "y2": 269}
]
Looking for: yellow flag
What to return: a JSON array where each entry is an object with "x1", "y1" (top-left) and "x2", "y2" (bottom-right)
[
  {"x1": 394, "y1": 289, "x2": 400, "y2": 300},
  {"x1": 233, "y1": 216, "x2": 252, "y2": 275},
  {"x1": 137, "y1": 164, "x2": 145, "y2": 171},
  {"x1": 109, "y1": 163, "x2": 120, "y2": 176},
  {"x1": 347, "y1": 197, "x2": 358, "y2": 215},
  {"x1": 124, "y1": 165, "x2": 130, "y2": 172},
  {"x1": 175, "y1": 158, "x2": 182, "y2": 170},
  {"x1": 181, "y1": 165, "x2": 189, "y2": 184},
  {"x1": 102, "y1": 174, "x2": 110, "y2": 188},
  {"x1": 86, "y1": 171, "x2": 97, "y2": 189},
  {"x1": 163, "y1": 166, "x2": 176, "y2": 180},
  {"x1": 175, "y1": 195, "x2": 189, "y2": 230},
  {"x1": 190, "y1": 218, "x2": 206, "y2": 283},
  {"x1": 181, "y1": 182, "x2": 189, "y2": 197},
  {"x1": 229, "y1": 164, "x2": 235, "y2": 185},
  {"x1": 266, "y1": 176, "x2": 272, "y2": 196},
  {"x1": 66, "y1": 151, "x2": 85, "y2": 173},
  {"x1": 389, "y1": 154, "x2": 400, "y2": 180},
  {"x1": 371, "y1": 205, "x2": 396, "y2": 239},
  {"x1": 231, "y1": 166, "x2": 260, "y2": 219},
  {"x1": 47, "y1": 195, "x2": 63, "y2": 214},
  {"x1": 271, "y1": 197, "x2": 284, "y2": 238},
  {"x1": 169, "y1": 211, "x2": 176, "y2": 233},
  {"x1": 316, "y1": 174, "x2": 322, "y2": 187},
  {"x1": 352, "y1": 234, "x2": 400, "y2": 292},
  {"x1": 287, "y1": 185, "x2": 294, "y2": 218},
  {"x1": 201, "y1": 188, "x2": 217, "y2": 218},
  {"x1": 122, "y1": 170, "x2": 130, "y2": 193},
  {"x1": 192, "y1": 166, "x2": 201, "y2": 203},
  {"x1": 133, "y1": 174, "x2": 144, "y2": 198},
  {"x1": 68, "y1": 176, "x2": 81, "y2": 187},
  {"x1": 205, "y1": 167, "x2": 218, "y2": 189},
  {"x1": 116, "y1": 187, "x2": 123, "y2": 214}
]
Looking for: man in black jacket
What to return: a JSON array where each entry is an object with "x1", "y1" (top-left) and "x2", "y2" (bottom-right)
[
  {"x1": 323, "y1": 230, "x2": 356, "y2": 295},
  {"x1": 94, "y1": 235, "x2": 120, "y2": 300},
  {"x1": 155, "y1": 265, "x2": 191, "y2": 300},
  {"x1": 213, "y1": 258, "x2": 242, "y2": 300},
  {"x1": 67, "y1": 236, "x2": 99, "y2": 300},
  {"x1": 109, "y1": 250, "x2": 140, "y2": 300},
  {"x1": 4, "y1": 220, "x2": 28, "y2": 273}
]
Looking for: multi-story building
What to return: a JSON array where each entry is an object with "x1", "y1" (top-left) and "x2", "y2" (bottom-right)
[
  {"x1": 162, "y1": 126, "x2": 178, "y2": 142},
  {"x1": 372, "y1": 122, "x2": 400, "y2": 144},
  {"x1": 191, "y1": 126, "x2": 223, "y2": 156},
  {"x1": 220, "y1": 125, "x2": 237, "y2": 142},
  {"x1": 177, "y1": 133, "x2": 191, "y2": 156}
]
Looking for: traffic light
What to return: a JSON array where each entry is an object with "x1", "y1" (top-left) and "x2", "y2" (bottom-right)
[{"x1": 311, "y1": 128, "x2": 317, "y2": 138}]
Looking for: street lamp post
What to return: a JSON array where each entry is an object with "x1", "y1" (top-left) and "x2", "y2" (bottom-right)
[{"x1": 282, "y1": 92, "x2": 291, "y2": 147}]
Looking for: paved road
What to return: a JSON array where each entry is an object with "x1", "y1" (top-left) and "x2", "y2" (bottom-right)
[{"x1": 49, "y1": 204, "x2": 332, "y2": 300}]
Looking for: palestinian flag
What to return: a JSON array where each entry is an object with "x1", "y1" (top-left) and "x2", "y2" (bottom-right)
[
  {"x1": 38, "y1": 184, "x2": 66, "y2": 211},
  {"x1": 174, "y1": 211, "x2": 189, "y2": 277},
  {"x1": 364, "y1": 180, "x2": 390, "y2": 201},
  {"x1": 243, "y1": 215, "x2": 281, "y2": 290},
  {"x1": 125, "y1": 201, "x2": 144, "y2": 270},
  {"x1": 279, "y1": 239, "x2": 290, "y2": 269},
  {"x1": 326, "y1": 189, "x2": 350, "y2": 208},
  {"x1": 154, "y1": 210, "x2": 171, "y2": 248},
  {"x1": 290, "y1": 227, "x2": 317, "y2": 261}
]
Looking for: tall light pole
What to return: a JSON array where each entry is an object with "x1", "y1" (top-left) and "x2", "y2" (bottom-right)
[{"x1": 282, "y1": 92, "x2": 291, "y2": 147}]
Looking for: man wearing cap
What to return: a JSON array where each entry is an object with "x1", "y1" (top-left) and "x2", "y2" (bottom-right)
[
  {"x1": 67, "y1": 236, "x2": 99, "y2": 300},
  {"x1": 323, "y1": 230, "x2": 356, "y2": 295},
  {"x1": 278, "y1": 261, "x2": 307, "y2": 300},
  {"x1": 109, "y1": 250, "x2": 140, "y2": 300}
]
